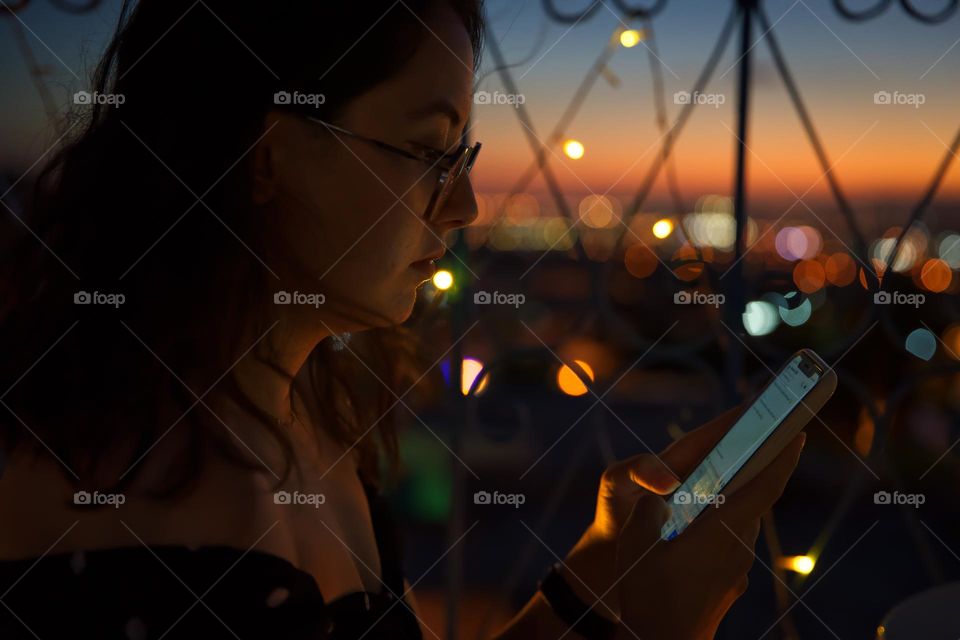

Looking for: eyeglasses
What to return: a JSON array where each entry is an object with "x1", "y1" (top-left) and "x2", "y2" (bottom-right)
[{"x1": 303, "y1": 116, "x2": 481, "y2": 222}]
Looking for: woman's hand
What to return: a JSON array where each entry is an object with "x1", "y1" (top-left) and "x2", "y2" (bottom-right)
[
  {"x1": 614, "y1": 431, "x2": 806, "y2": 640},
  {"x1": 561, "y1": 406, "x2": 748, "y2": 620}
]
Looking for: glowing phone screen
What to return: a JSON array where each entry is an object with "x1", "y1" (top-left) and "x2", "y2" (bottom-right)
[{"x1": 660, "y1": 355, "x2": 819, "y2": 541}]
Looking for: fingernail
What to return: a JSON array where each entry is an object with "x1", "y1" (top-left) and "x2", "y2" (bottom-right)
[{"x1": 632, "y1": 457, "x2": 679, "y2": 493}]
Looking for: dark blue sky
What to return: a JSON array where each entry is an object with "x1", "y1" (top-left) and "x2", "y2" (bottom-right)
[{"x1": 3, "y1": 1, "x2": 960, "y2": 204}]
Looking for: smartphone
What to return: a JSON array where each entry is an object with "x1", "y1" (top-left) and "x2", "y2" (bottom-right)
[{"x1": 660, "y1": 349, "x2": 837, "y2": 541}]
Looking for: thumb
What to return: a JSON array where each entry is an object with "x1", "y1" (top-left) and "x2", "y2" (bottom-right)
[
  {"x1": 627, "y1": 455, "x2": 681, "y2": 495},
  {"x1": 620, "y1": 492, "x2": 672, "y2": 547}
]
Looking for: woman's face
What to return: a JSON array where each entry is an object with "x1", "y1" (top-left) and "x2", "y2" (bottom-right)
[{"x1": 257, "y1": 4, "x2": 478, "y2": 333}]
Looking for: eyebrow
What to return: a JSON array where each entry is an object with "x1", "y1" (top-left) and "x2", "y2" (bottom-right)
[{"x1": 406, "y1": 98, "x2": 464, "y2": 128}]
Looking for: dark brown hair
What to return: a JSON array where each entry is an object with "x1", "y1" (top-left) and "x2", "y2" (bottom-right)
[{"x1": 0, "y1": 0, "x2": 483, "y2": 497}]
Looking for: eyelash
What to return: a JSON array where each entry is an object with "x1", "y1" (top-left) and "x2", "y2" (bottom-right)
[{"x1": 409, "y1": 142, "x2": 447, "y2": 162}]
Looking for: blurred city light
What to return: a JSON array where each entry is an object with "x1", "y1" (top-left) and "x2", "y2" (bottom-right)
[
  {"x1": 776, "y1": 226, "x2": 822, "y2": 261},
  {"x1": 652, "y1": 218, "x2": 674, "y2": 239},
  {"x1": 579, "y1": 195, "x2": 620, "y2": 228},
  {"x1": 825, "y1": 252, "x2": 856, "y2": 286},
  {"x1": 871, "y1": 226, "x2": 928, "y2": 273},
  {"x1": 624, "y1": 243, "x2": 658, "y2": 278},
  {"x1": 685, "y1": 212, "x2": 736, "y2": 250},
  {"x1": 776, "y1": 291, "x2": 812, "y2": 327},
  {"x1": 943, "y1": 324, "x2": 960, "y2": 359},
  {"x1": 461, "y1": 357, "x2": 489, "y2": 396},
  {"x1": 905, "y1": 328, "x2": 936, "y2": 361},
  {"x1": 920, "y1": 258, "x2": 951, "y2": 292},
  {"x1": 937, "y1": 232, "x2": 960, "y2": 267},
  {"x1": 743, "y1": 300, "x2": 780, "y2": 336},
  {"x1": 793, "y1": 259, "x2": 826, "y2": 293},
  {"x1": 557, "y1": 359, "x2": 594, "y2": 396}
]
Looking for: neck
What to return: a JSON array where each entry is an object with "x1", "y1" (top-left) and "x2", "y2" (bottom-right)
[{"x1": 231, "y1": 312, "x2": 333, "y2": 426}]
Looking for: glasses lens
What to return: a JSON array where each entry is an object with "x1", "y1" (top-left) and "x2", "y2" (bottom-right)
[{"x1": 425, "y1": 147, "x2": 471, "y2": 220}]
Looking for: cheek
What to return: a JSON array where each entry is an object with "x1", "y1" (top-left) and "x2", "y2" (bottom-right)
[
  {"x1": 329, "y1": 218, "x2": 425, "y2": 326},
  {"x1": 280, "y1": 174, "x2": 397, "y2": 273},
  {"x1": 314, "y1": 206, "x2": 426, "y2": 309},
  {"x1": 274, "y1": 151, "x2": 431, "y2": 325},
  {"x1": 352, "y1": 210, "x2": 424, "y2": 278},
  {"x1": 307, "y1": 164, "x2": 430, "y2": 266}
]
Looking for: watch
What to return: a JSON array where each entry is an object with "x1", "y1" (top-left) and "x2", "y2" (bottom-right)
[{"x1": 538, "y1": 562, "x2": 619, "y2": 639}]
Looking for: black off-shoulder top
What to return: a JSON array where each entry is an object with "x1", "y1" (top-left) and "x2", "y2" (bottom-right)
[{"x1": 0, "y1": 483, "x2": 423, "y2": 639}]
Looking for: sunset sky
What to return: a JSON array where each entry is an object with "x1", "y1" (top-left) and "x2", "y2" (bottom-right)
[
  {"x1": 470, "y1": 0, "x2": 960, "y2": 210},
  {"x1": 3, "y1": 0, "x2": 960, "y2": 218}
]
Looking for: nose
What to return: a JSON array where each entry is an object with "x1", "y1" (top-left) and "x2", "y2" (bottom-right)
[{"x1": 431, "y1": 174, "x2": 478, "y2": 231}]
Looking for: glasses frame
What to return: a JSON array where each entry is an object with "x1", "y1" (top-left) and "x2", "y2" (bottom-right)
[{"x1": 302, "y1": 116, "x2": 481, "y2": 222}]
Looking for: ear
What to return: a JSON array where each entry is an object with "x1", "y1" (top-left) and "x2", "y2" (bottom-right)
[{"x1": 251, "y1": 120, "x2": 278, "y2": 205}]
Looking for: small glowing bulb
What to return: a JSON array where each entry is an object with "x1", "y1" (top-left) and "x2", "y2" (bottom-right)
[
  {"x1": 780, "y1": 555, "x2": 815, "y2": 575},
  {"x1": 652, "y1": 218, "x2": 674, "y2": 239},
  {"x1": 557, "y1": 359, "x2": 595, "y2": 396},
  {"x1": 619, "y1": 29, "x2": 643, "y2": 48},
  {"x1": 432, "y1": 269, "x2": 453, "y2": 290},
  {"x1": 563, "y1": 139, "x2": 585, "y2": 160}
]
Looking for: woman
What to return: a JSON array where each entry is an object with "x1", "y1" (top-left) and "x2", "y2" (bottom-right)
[{"x1": 0, "y1": 1, "x2": 805, "y2": 638}]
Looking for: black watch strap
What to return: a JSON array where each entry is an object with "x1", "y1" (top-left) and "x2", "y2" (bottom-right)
[{"x1": 538, "y1": 562, "x2": 618, "y2": 640}]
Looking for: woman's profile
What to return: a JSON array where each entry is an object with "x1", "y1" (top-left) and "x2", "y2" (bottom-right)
[{"x1": 0, "y1": 1, "x2": 805, "y2": 638}]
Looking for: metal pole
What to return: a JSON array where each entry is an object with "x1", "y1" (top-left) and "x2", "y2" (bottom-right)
[{"x1": 723, "y1": 0, "x2": 755, "y2": 403}]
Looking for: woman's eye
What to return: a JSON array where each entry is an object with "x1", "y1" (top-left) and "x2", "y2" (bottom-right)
[{"x1": 410, "y1": 142, "x2": 446, "y2": 161}]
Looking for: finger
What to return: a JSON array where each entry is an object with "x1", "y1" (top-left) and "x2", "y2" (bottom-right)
[
  {"x1": 658, "y1": 403, "x2": 748, "y2": 478},
  {"x1": 725, "y1": 518, "x2": 763, "y2": 567},
  {"x1": 714, "y1": 433, "x2": 805, "y2": 525},
  {"x1": 619, "y1": 492, "x2": 671, "y2": 548},
  {"x1": 724, "y1": 511, "x2": 764, "y2": 550},
  {"x1": 742, "y1": 516, "x2": 762, "y2": 547},
  {"x1": 610, "y1": 454, "x2": 681, "y2": 495}
]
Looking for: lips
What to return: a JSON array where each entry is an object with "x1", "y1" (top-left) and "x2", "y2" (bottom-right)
[
  {"x1": 410, "y1": 258, "x2": 438, "y2": 278},
  {"x1": 412, "y1": 248, "x2": 446, "y2": 265}
]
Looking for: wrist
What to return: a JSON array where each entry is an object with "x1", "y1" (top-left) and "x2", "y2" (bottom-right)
[
  {"x1": 538, "y1": 562, "x2": 620, "y2": 639},
  {"x1": 562, "y1": 526, "x2": 619, "y2": 620}
]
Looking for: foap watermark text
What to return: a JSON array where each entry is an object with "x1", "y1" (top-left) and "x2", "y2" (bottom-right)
[
  {"x1": 874, "y1": 490, "x2": 925, "y2": 508},
  {"x1": 674, "y1": 91, "x2": 725, "y2": 108},
  {"x1": 673, "y1": 490, "x2": 725, "y2": 508},
  {"x1": 274, "y1": 490, "x2": 326, "y2": 508},
  {"x1": 474, "y1": 290, "x2": 525, "y2": 308},
  {"x1": 275, "y1": 291, "x2": 326, "y2": 308},
  {"x1": 874, "y1": 90, "x2": 925, "y2": 108},
  {"x1": 74, "y1": 291, "x2": 125, "y2": 308},
  {"x1": 874, "y1": 291, "x2": 924, "y2": 308},
  {"x1": 74, "y1": 490, "x2": 126, "y2": 508},
  {"x1": 674, "y1": 290, "x2": 724, "y2": 308},
  {"x1": 474, "y1": 90, "x2": 525, "y2": 108},
  {"x1": 473, "y1": 490, "x2": 525, "y2": 508},
  {"x1": 274, "y1": 91, "x2": 326, "y2": 108}
]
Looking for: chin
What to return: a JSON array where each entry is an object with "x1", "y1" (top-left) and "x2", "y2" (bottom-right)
[
  {"x1": 361, "y1": 292, "x2": 417, "y2": 328},
  {"x1": 395, "y1": 290, "x2": 418, "y2": 324},
  {"x1": 344, "y1": 277, "x2": 419, "y2": 328}
]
